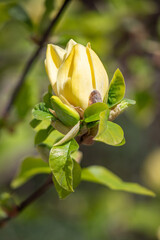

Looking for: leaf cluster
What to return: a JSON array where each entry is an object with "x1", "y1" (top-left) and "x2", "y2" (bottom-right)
[{"x1": 5, "y1": 69, "x2": 154, "y2": 199}]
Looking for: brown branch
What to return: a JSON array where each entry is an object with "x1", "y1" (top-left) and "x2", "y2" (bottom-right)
[
  {"x1": 0, "y1": 175, "x2": 53, "y2": 228},
  {"x1": 2, "y1": 0, "x2": 72, "y2": 120}
]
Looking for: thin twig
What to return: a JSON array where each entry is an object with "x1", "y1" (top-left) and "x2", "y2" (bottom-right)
[
  {"x1": 2, "y1": 0, "x2": 71, "y2": 119},
  {"x1": 0, "y1": 175, "x2": 53, "y2": 228}
]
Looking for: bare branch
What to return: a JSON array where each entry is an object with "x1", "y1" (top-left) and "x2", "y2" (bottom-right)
[{"x1": 0, "y1": 176, "x2": 53, "y2": 228}]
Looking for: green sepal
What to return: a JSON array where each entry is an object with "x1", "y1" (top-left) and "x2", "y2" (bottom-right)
[
  {"x1": 51, "y1": 119, "x2": 72, "y2": 135},
  {"x1": 107, "y1": 69, "x2": 125, "y2": 108},
  {"x1": 51, "y1": 96, "x2": 80, "y2": 126},
  {"x1": 49, "y1": 139, "x2": 79, "y2": 192},
  {"x1": 11, "y1": 157, "x2": 51, "y2": 189},
  {"x1": 81, "y1": 166, "x2": 155, "y2": 197},
  {"x1": 54, "y1": 121, "x2": 80, "y2": 146},
  {"x1": 32, "y1": 102, "x2": 56, "y2": 121},
  {"x1": 84, "y1": 102, "x2": 108, "y2": 123},
  {"x1": 94, "y1": 110, "x2": 124, "y2": 146}
]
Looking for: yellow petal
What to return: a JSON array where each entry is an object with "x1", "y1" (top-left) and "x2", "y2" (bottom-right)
[
  {"x1": 86, "y1": 43, "x2": 109, "y2": 100},
  {"x1": 64, "y1": 39, "x2": 77, "y2": 59},
  {"x1": 57, "y1": 44, "x2": 93, "y2": 109},
  {"x1": 45, "y1": 44, "x2": 66, "y2": 94}
]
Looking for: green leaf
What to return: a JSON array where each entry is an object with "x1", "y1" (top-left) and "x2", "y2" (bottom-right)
[
  {"x1": 49, "y1": 140, "x2": 79, "y2": 192},
  {"x1": 11, "y1": 157, "x2": 51, "y2": 189},
  {"x1": 34, "y1": 125, "x2": 54, "y2": 145},
  {"x1": 81, "y1": 166, "x2": 155, "y2": 197},
  {"x1": 32, "y1": 102, "x2": 56, "y2": 121},
  {"x1": 115, "y1": 137, "x2": 126, "y2": 146},
  {"x1": 84, "y1": 102, "x2": 108, "y2": 123},
  {"x1": 54, "y1": 121, "x2": 80, "y2": 146},
  {"x1": 94, "y1": 110, "x2": 124, "y2": 146},
  {"x1": 52, "y1": 160, "x2": 81, "y2": 199},
  {"x1": 51, "y1": 96, "x2": 80, "y2": 126},
  {"x1": 30, "y1": 119, "x2": 41, "y2": 129},
  {"x1": 107, "y1": 69, "x2": 125, "y2": 108}
]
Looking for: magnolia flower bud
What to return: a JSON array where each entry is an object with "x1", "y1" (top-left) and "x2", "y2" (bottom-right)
[{"x1": 45, "y1": 39, "x2": 109, "y2": 110}]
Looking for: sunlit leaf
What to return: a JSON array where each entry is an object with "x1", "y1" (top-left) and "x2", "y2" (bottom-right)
[
  {"x1": 32, "y1": 102, "x2": 56, "y2": 121},
  {"x1": 49, "y1": 139, "x2": 79, "y2": 192},
  {"x1": 52, "y1": 160, "x2": 81, "y2": 199},
  {"x1": 81, "y1": 166, "x2": 155, "y2": 197},
  {"x1": 84, "y1": 102, "x2": 108, "y2": 123},
  {"x1": 94, "y1": 110, "x2": 124, "y2": 146},
  {"x1": 107, "y1": 69, "x2": 125, "y2": 108}
]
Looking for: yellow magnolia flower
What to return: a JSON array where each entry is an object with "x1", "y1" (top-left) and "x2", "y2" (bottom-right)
[{"x1": 45, "y1": 39, "x2": 109, "y2": 110}]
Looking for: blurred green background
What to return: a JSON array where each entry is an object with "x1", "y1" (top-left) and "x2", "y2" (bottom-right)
[{"x1": 0, "y1": 0, "x2": 160, "y2": 239}]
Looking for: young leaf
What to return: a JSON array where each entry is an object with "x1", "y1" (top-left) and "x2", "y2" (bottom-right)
[
  {"x1": 49, "y1": 139, "x2": 79, "y2": 192},
  {"x1": 107, "y1": 69, "x2": 125, "y2": 108},
  {"x1": 54, "y1": 121, "x2": 80, "y2": 146},
  {"x1": 52, "y1": 160, "x2": 81, "y2": 199},
  {"x1": 84, "y1": 102, "x2": 108, "y2": 123},
  {"x1": 11, "y1": 157, "x2": 51, "y2": 189},
  {"x1": 94, "y1": 110, "x2": 124, "y2": 146},
  {"x1": 119, "y1": 98, "x2": 136, "y2": 111},
  {"x1": 51, "y1": 96, "x2": 80, "y2": 126},
  {"x1": 32, "y1": 102, "x2": 56, "y2": 121},
  {"x1": 34, "y1": 125, "x2": 54, "y2": 145},
  {"x1": 108, "y1": 98, "x2": 136, "y2": 121},
  {"x1": 81, "y1": 166, "x2": 155, "y2": 197}
]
